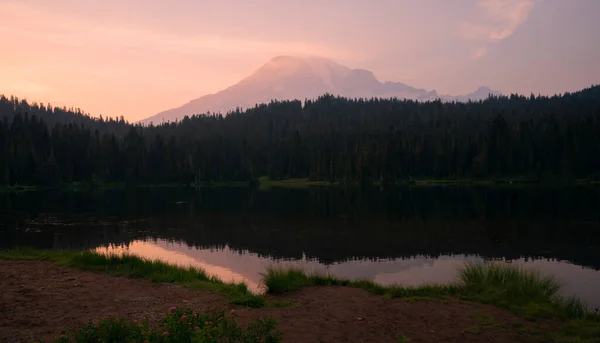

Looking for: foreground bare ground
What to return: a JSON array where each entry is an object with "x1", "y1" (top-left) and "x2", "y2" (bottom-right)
[{"x1": 0, "y1": 261, "x2": 549, "y2": 343}]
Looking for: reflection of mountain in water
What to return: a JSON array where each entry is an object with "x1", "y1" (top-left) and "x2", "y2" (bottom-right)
[
  {"x1": 1, "y1": 187, "x2": 599, "y2": 268},
  {"x1": 142, "y1": 240, "x2": 485, "y2": 285}
]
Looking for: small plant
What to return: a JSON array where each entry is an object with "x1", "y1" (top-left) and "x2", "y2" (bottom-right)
[
  {"x1": 261, "y1": 266, "x2": 315, "y2": 294},
  {"x1": 53, "y1": 307, "x2": 282, "y2": 343},
  {"x1": 458, "y1": 263, "x2": 586, "y2": 319},
  {"x1": 459, "y1": 263, "x2": 560, "y2": 304},
  {"x1": 397, "y1": 334, "x2": 410, "y2": 343}
]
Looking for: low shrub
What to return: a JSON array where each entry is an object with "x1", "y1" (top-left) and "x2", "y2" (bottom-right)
[{"x1": 52, "y1": 307, "x2": 282, "y2": 343}]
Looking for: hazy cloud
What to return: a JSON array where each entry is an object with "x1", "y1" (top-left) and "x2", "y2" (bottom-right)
[
  {"x1": 471, "y1": 46, "x2": 488, "y2": 60},
  {"x1": 459, "y1": 0, "x2": 537, "y2": 41},
  {"x1": 1, "y1": 0, "x2": 597, "y2": 121},
  {"x1": 0, "y1": 2, "x2": 350, "y2": 60}
]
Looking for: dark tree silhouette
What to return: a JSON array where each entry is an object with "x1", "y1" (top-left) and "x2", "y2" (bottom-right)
[{"x1": 1, "y1": 85, "x2": 600, "y2": 187}]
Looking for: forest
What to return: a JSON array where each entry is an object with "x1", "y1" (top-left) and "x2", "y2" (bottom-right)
[{"x1": 1, "y1": 85, "x2": 600, "y2": 187}]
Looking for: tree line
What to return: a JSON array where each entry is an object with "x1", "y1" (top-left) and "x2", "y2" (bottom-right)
[{"x1": 1, "y1": 86, "x2": 600, "y2": 187}]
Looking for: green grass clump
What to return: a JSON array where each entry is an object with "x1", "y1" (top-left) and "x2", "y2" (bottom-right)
[
  {"x1": 50, "y1": 307, "x2": 281, "y2": 343},
  {"x1": 261, "y1": 267, "x2": 315, "y2": 294},
  {"x1": 457, "y1": 264, "x2": 600, "y2": 343},
  {"x1": 5, "y1": 249, "x2": 600, "y2": 342},
  {"x1": 262, "y1": 266, "x2": 457, "y2": 298},
  {"x1": 458, "y1": 263, "x2": 584, "y2": 320},
  {"x1": 262, "y1": 264, "x2": 600, "y2": 342},
  {"x1": 0, "y1": 248, "x2": 264, "y2": 308},
  {"x1": 262, "y1": 264, "x2": 597, "y2": 321}
]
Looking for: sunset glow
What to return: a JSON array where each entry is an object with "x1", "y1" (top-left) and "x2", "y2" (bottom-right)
[
  {"x1": 95, "y1": 240, "x2": 263, "y2": 292},
  {"x1": 1, "y1": 0, "x2": 599, "y2": 121}
]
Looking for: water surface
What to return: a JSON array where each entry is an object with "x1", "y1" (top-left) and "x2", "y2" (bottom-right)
[{"x1": 1, "y1": 186, "x2": 599, "y2": 308}]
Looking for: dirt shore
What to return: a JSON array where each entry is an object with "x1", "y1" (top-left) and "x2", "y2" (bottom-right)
[{"x1": 0, "y1": 260, "x2": 547, "y2": 343}]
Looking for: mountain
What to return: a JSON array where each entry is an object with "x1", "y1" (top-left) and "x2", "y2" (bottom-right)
[
  {"x1": 141, "y1": 56, "x2": 500, "y2": 124},
  {"x1": 442, "y1": 86, "x2": 501, "y2": 102}
]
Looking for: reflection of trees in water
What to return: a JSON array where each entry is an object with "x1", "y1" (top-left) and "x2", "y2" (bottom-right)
[{"x1": 1, "y1": 187, "x2": 599, "y2": 268}]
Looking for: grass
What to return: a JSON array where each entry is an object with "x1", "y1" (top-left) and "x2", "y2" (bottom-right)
[
  {"x1": 256, "y1": 176, "x2": 337, "y2": 189},
  {"x1": 0, "y1": 184, "x2": 40, "y2": 192},
  {"x1": 0, "y1": 248, "x2": 264, "y2": 308},
  {"x1": 458, "y1": 263, "x2": 586, "y2": 319},
  {"x1": 263, "y1": 264, "x2": 600, "y2": 343},
  {"x1": 49, "y1": 307, "x2": 282, "y2": 343},
  {"x1": 255, "y1": 176, "x2": 600, "y2": 190},
  {"x1": 0, "y1": 182, "x2": 126, "y2": 193},
  {"x1": 2, "y1": 248, "x2": 596, "y2": 319},
  {"x1": 3, "y1": 249, "x2": 600, "y2": 342},
  {"x1": 262, "y1": 264, "x2": 590, "y2": 319},
  {"x1": 2, "y1": 176, "x2": 599, "y2": 193},
  {"x1": 262, "y1": 266, "x2": 459, "y2": 298}
]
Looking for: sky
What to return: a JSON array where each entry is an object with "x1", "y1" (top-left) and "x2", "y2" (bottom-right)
[{"x1": 1, "y1": 0, "x2": 599, "y2": 122}]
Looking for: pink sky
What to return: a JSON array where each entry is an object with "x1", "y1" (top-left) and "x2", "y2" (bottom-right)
[{"x1": 1, "y1": 0, "x2": 599, "y2": 121}]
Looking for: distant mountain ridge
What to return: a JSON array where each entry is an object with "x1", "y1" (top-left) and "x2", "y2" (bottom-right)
[{"x1": 142, "y1": 56, "x2": 501, "y2": 124}]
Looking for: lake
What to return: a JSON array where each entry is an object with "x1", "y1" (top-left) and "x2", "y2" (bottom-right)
[{"x1": 1, "y1": 186, "x2": 599, "y2": 309}]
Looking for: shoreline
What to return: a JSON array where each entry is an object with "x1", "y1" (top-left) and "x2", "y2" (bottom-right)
[
  {"x1": 1, "y1": 249, "x2": 599, "y2": 342},
  {"x1": 1, "y1": 176, "x2": 599, "y2": 193}
]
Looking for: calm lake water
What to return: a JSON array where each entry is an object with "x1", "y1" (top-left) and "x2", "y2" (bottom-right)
[{"x1": 1, "y1": 186, "x2": 599, "y2": 309}]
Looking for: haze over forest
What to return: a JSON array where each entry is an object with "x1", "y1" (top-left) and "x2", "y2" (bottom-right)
[
  {"x1": 1, "y1": 0, "x2": 600, "y2": 121},
  {"x1": 0, "y1": 0, "x2": 599, "y2": 188},
  {"x1": 143, "y1": 56, "x2": 501, "y2": 124},
  {"x1": 3, "y1": 3, "x2": 600, "y2": 342}
]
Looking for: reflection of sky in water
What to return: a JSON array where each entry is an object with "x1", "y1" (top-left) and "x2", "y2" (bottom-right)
[{"x1": 96, "y1": 239, "x2": 600, "y2": 310}]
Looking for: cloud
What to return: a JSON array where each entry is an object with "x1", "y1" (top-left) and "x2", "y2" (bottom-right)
[
  {"x1": 459, "y1": 0, "x2": 537, "y2": 41},
  {"x1": 471, "y1": 46, "x2": 488, "y2": 60}
]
